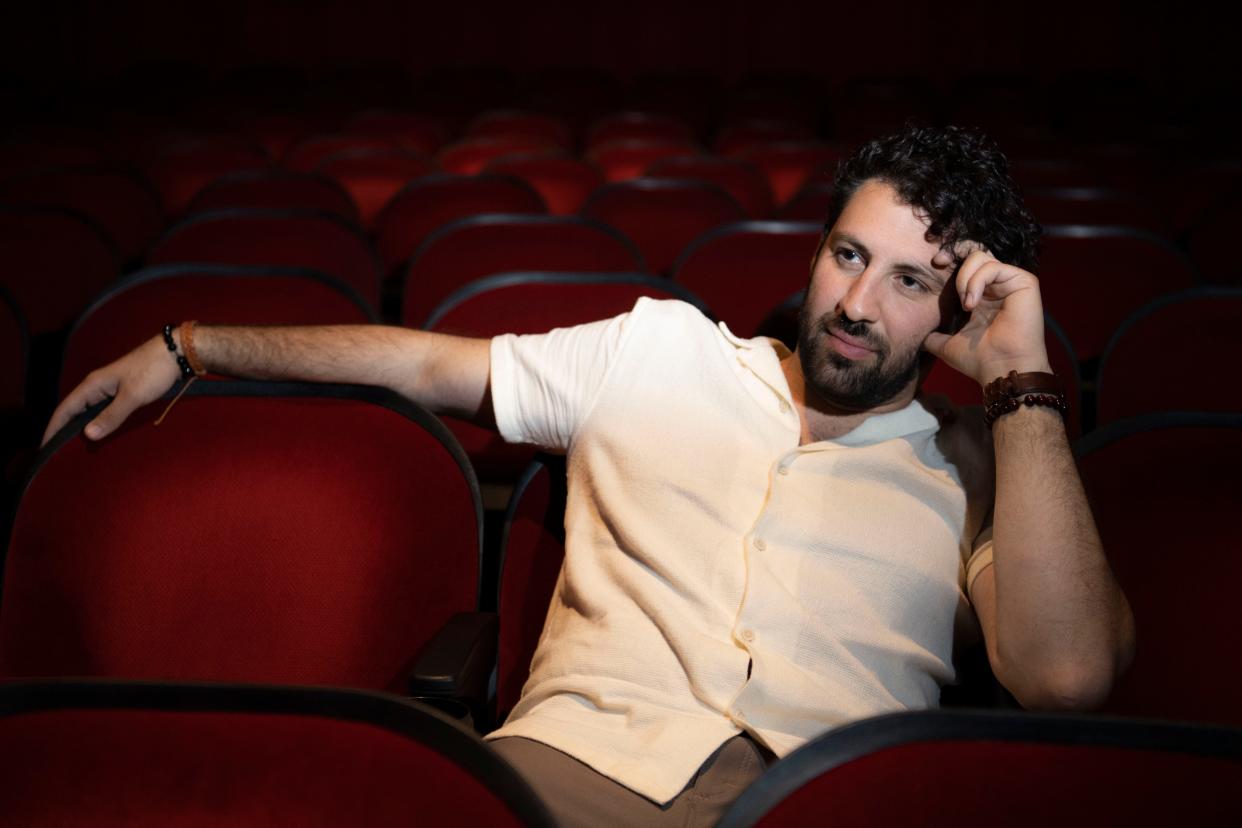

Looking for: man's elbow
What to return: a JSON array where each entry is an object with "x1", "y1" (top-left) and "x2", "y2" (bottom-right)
[{"x1": 1006, "y1": 612, "x2": 1137, "y2": 713}]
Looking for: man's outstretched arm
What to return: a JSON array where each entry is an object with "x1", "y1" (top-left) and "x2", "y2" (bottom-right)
[
  {"x1": 43, "y1": 324, "x2": 493, "y2": 446},
  {"x1": 924, "y1": 247, "x2": 1135, "y2": 711}
]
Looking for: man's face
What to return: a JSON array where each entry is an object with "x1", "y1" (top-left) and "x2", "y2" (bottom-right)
[{"x1": 798, "y1": 178, "x2": 959, "y2": 411}]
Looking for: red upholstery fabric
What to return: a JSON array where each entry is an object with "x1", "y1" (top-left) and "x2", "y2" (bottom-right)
[
  {"x1": 776, "y1": 181, "x2": 834, "y2": 221},
  {"x1": 375, "y1": 175, "x2": 547, "y2": 275},
  {"x1": 1078, "y1": 420, "x2": 1242, "y2": 726},
  {"x1": 581, "y1": 179, "x2": 746, "y2": 274},
  {"x1": 1024, "y1": 188, "x2": 1168, "y2": 236},
  {"x1": 0, "y1": 168, "x2": 165, "y2": 264},
  {"x1": 59, "y1": 266, "x2": 374, "y2": 396},
  {"x1": 713, "y1": 121, "x2": 815, "y2": 156},
  {"x1": 401, "y1": 217, "x2": 642, "y2": 327},
  {"x1": 148, "y1": 210, "x2": 382, "y2": 309},
  {"x1": 738, "y1": 142, "x2": 840, "y2": 206},
  {"x1": 282, "y1": 133, "x2": 400, "y2": 173},
  {"x1": 1, "y1": 390, "x2": 480, "y2": 691},
  {"x1": 1039, "y1": 229, "x2": 1200, "y2": 360},
  {"x1": 1188, "y1": 202, "x2": 1242, "y2": 284},
  {"x1": 585, "y1": 140, "x2": 699, "y2": 183},
  {"x1": 584, "y1": 113, "x2": 696, "y2": 152},
  {"x1": 313, "y1": 149, "x2": 435, "y2": 229},
  {"x1": 1096, "y1": 290, "x2": 1242, "y2": 425},
  {"x1": 145, "y1": 137, "x2": 271, "y2": 216},
  {"x1": 751, "y1": 739, "x2": 1241, "y2": 827},
  {"x1": 497, "y1": 460, "x2": 566, "y2": 723},
  {"x1": 342, "y1": 110, "x2": 447, "y2": 156},
  {"x1": 647, "y1": 156, "x2": 776, "y2": 218},
  {"x1": 437, "y1": 137, "x2": 563, "y2": 176},
  {"x1": 672, "y1": 221, "x2": 821, "y2": 338},
  {"x1": 465, "y1": 110, "x2": 573, "y2": 150},
  {"x1": 0, "y1": 699, "x2": 533, "y2": 825},
  {"x1": 188, "y1": 170, "x2": 359, "y2": 224},
  {"x1": 0, "y1": 207, "x2": 119, "y2": 334},
  {"x1": 485, "y1": 154, "x2": 604, "y2": 216}
]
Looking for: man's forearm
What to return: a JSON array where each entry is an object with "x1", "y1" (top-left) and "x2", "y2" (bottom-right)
[
  {"x1": 988, "y1": 405, "x2": 1136, "y2": 708},
  {"x1": 179, "y1": 324, "x2": 492, "y2": 421}
]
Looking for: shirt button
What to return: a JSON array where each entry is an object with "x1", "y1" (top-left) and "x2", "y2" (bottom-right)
[
  {"x1": 778, "y1": 400, "x2": 790, "y2": 413},
  {"x1": 753, "y1": 538, "x2": 766, "y2": 551},
  {"x1": 740, "y1": 629, "x2": 755, "y2": 642}
]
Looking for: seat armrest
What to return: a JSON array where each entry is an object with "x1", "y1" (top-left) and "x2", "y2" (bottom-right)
[{"x1": 408, "y1": 611, "x2": 499, "y2": 723}]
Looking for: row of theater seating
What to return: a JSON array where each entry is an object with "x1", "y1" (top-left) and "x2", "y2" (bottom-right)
[
  {"x1": 2, "y1": 383, "x2": 1239, "y2": 822},
  {"x1": 7, "y1": 383, "x2": 1240, "y2": 729},
  {"x1": 1, "y1": 680, "x2": 1236, "y2": 826}
]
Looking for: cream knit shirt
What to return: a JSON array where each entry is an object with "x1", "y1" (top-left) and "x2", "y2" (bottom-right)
[{"x1": 485, "y1": 298, "x2": 994, "y2": 804}]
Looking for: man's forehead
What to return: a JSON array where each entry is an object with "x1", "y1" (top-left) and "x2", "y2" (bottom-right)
[{"x1": 832, "y1": 180, "x2": 957, "y2": 272}]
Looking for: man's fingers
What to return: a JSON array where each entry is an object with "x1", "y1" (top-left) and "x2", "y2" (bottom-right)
[
  {"x1": 922, "y1": 330, "x2": 951, "y2": 358},
  {"x1": 81, "y1": 394, "x2": 134, "y2": 441}
]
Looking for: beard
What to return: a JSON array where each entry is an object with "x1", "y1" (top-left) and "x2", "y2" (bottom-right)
[{"x1": 796, "y1": 307, "x2": 921, "y2": 411}]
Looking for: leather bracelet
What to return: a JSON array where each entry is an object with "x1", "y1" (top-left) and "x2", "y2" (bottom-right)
[
  {"x1": 179, "y1": 320, "x2": 206, "y2": 377},
  {"x1": 983, "y1": 370, "x2": 1068, "y2": 428},
  {"x1": 162, "y1": 323, "x2": 195, "y2": 380}
]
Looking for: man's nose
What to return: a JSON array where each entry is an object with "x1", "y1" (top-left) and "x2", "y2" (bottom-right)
[{"x1": 838, "y1": 268, "x2": 880, "y2": 322}]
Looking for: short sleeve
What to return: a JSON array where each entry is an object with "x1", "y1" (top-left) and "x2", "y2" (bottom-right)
[{"x1": 489, "y1": 303, "x2": 642, "y2": 451}]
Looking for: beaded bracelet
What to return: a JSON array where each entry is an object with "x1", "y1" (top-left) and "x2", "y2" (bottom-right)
[
  {"x1": 982, "y1": 370, "x2": 1068, "y2": 428},
  {"x1": 162, "y1": 323, "x2": 195, "y2": 380}
]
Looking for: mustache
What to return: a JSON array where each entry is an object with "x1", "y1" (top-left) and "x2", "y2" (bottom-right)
[{"x1": 823, "y1": 314, "x2": 886, "y2": 353}]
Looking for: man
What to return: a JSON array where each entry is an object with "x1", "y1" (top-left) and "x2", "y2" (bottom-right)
[{"x1": 46, "y1": 125, "x2": 1135, "y2": 827}]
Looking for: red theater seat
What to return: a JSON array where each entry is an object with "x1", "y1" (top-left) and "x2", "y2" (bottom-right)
[
  {"x1": 1025, "y1": 187, "x2": 1168, "y2": 237},
  {"x1": 581, "y1": 178, "x2": 746, "y2": 274},
  {"x1": 59, "y1": 263, "x2": 376, "y2": 396},
  {"x1": 485, "y1": 153, "x2": 604, "y2": 216},
  {"x1": 342, "y1": 109, "x2": 447, "y2": 156},
  {"x1": 314, "y1": 148, "x2": 435, "y2": 228},
  {"x1": 282, "y1": 133, "x2": 400, "y2": 173},
  {"x1": 465, "y1": 110, "x2": 574, "y2": 151},
  {"x1": 585, "y1": 112, "x2": 696, "y2": 152},
  {"x1": 1039, "y1": 226, "x2": 1201, "y2": 361},
  {"x1": 646, "y1": 156, "x2": 776, "y2": 218},
  {"x1": 401, "y1": 215, "x2": 643, "y2": 328},
  {"x1": 148, "y1": 209, "x2": 382, "y2": 309},
  {"x1": 672, "y1": 221, "x2": 822, "y2": 338},
  {"x1": 144, "y1": 136, "x2": 270, "y2": 216},
  {"x1": 0, "y1": 168, "x2": 165, "y2": 265},
  {"x1": 438, "y1": 137, "x2": 563, "y2": 176},
  {"x1": 1096, "y1": 288, "x2": 1242, "y2": 426},
  {"x1": 714, "y1": 121, "x2": 816, "y2": 156},
  {"x1": 3, "y1": 383, "x2": 482, "y2": 692},
  {"x1": 1076, "y1": 415, "x2": 1242, "y2": 727},
  {"x1": 716, "y1": 709, "x2": 1242, "y2": 827},
  {"x1": 586, "y1": 140, "x2": 699, "y2": 183},
  {"x1": 0, "y1": 681, "x2": 553, "y2": 827},
  {"x1": 0, "y1": 207, "x2": 120, "y2": 335},
  {"x1": 375, "y1": 174, "x2": 547, "y2": 277},
  {"x1": 738, "y1": 142, "x2": 841, "y2": 207},
  {"x1": 187, "y1": 169, "x2": 360, "y2": 224}
]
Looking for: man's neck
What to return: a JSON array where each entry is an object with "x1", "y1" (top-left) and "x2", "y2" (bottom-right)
[{"x1": 780, "y1": 350, "x2": 917, "y2": 445}]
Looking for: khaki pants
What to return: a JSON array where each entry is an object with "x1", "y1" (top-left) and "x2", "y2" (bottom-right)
[{"x1": 490, "y1": 735, "x2": 772, "y2": 828}]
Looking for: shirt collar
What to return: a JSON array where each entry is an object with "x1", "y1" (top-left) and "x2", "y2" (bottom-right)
[{"x1": 718, "y1": 320, "x2": 940, "y2": 447}]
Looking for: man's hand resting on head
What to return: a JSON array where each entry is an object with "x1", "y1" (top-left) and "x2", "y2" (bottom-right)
[{"x1": 922, "y1": 242, "x2": 1052, "y2": 386}]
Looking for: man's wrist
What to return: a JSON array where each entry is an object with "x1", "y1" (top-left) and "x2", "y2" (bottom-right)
[{"x1": 978, "y1": 360, "x2": 1054, "y2": 387}]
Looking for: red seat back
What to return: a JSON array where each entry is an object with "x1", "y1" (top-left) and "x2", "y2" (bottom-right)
[
  {"x1": 581, "y1": 178, "x2": 746, "y2": 274},
  {"x1": 145, "y1": 136, "x2": 270, "y2": 216},
  {"x1": 60, "y1": 264, "x2": 376, "y2": 396},
  {"x1": 0, "y1": 682, "x2": 553, "y2": 827},
  {"x1": 188, "y1": 169, "x2": 359, "y2": 224},
  {"x1": 3, "y1": 384, "x2": 482, "y2": 692},
  {"x1": 1039, "y1": 227, "x2": 1201, "y2": 361},
  {"x1": 314, "y1": 149, "x2": 435, "y2": 229},
  {"x1": 0, "y1": 207, "x2": 120, "y2": 334},
  {"x1": 717, "y1": 710, "x2": 1242, "y2": 827},
  {"x1": 149, "y1": 209, "x2": 382, "y2": 309},
  {"x1": 375, "y1": 175, "x2": 547, "y2": 275},
  {"x1": 1097, "y1": 289, "x2": 1242, "y2": 425},
  {"x1": 485, "y1": 154, "x2": 604, "y2": 216},
  {"x1": 401, "y1": 216, "x2": 642, "y2": 328},
  {"x1": 647, "y1": 156, "x2": 776, "y2": 218},
  {"x1": 1077, "y1": 416, "x2": 1242, "y2": 726},
  {"x1": 672, "y1": 221, "x2": 822, "y2": 338},
  {"x1": 438, "y1": 137, "x2": 563, "y2": 176},
  {"x1": 585, "y1": 140, "x2": 699, "y2": 183}
]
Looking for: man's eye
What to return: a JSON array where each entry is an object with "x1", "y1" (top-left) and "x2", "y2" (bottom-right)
[
  {"x1": 836, "y1": 249, "x2": 861, "y2": 264},
  {"x1": 898, "y1": 274, "x2": 927, "y2": 292}
]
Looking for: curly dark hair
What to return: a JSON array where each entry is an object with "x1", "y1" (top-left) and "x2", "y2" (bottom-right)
[{"x1": 824, "y1": 124, "x2": 1041, "y2": 272}]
